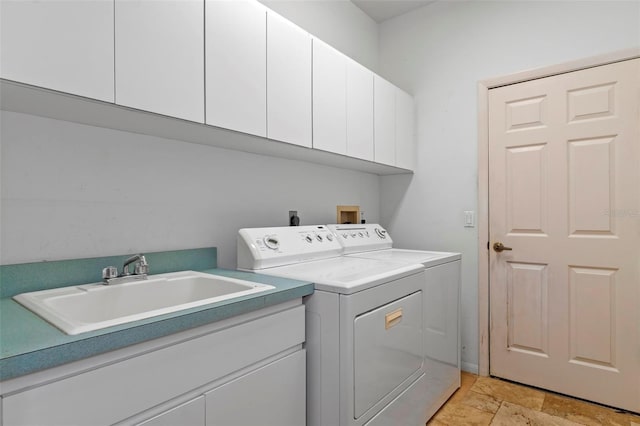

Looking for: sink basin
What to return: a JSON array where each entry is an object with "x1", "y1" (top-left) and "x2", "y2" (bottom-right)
[{"x1": 13, "y1": 271, "x2": 275, "y2": 335}]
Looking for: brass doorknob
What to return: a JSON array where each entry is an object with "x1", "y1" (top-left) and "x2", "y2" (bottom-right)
[{"x1": 493, "y1": 242, "x2": 513, "y2": 252}]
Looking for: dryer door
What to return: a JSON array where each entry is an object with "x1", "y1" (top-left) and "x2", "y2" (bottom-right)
[{"x1": 353, "y1": 290, "x2": 423, "y2": 418}]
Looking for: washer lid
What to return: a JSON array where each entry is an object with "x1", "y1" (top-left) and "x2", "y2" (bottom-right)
[
  {"x1": 258, "y1": 256, "x2": 424, "y2": 294},
  {"x1": 347, "y1": 249, "x2": 461, "y2": 267}
]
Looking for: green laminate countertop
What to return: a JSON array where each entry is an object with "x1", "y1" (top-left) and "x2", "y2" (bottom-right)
[{"x1": 0, "y1": 268, "x2": 313, "y2": 381}]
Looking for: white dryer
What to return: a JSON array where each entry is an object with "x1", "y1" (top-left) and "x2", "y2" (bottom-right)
[
  {"x1": 237, "y1": 225, "x2": 429, "y2": 426},
  {"x1": 327, "y1": 224, "x2": 462, "y2": 422}
]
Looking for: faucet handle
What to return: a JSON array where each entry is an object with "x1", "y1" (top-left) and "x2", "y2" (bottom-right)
[
  {"x1": 102, "y1": 266, "x2": 118, "y2": 280},
  {"x1": 134, "y1": 263, "x2": 149, "y2": 275}
]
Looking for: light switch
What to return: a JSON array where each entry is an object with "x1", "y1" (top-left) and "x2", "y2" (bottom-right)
[{"x1": 464, "y1": 211, "x2": 475, "y2": 227}]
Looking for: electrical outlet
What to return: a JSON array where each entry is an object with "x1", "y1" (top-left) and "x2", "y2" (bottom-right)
[{"x1": 289, "y1": 210, "x2": 299, "y2": 226}]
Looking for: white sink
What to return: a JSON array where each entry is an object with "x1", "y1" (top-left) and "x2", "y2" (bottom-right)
[{"x1": 13, "y1": 271, "x2": 275, "y2": 335}]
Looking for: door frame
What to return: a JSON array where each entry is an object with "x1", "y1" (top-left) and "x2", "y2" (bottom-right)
[{"x1": 477, "y1": 47, "x2": 640, "y2": 376}]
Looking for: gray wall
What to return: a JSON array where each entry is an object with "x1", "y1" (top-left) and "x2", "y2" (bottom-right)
[
  {"x1": 377, "y1": 0, "x2": 640, "y2": 372},
  {"x1": 0, "y1": 111, "x2": 380, "y2": 267}
]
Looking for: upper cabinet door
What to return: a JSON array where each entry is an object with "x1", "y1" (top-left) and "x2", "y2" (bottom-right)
[
  {"x1": 374, "y1": 76, "x2": 396, "y2": 166},
  {"x1": 267, "y1": 12, "x2": 312, "y2": 148},
  {"x1": 312, "y1": 39, "x2": 347, "y2": 155},
  {"x1": 395, "y1": 89, "x2": 415, "y2": 170},
  {"x1": 0, "y1": 0, "x2": 114, "y2": 102},
  {"x1": 206, "y1": 0, "x2": 266, "y2": 137},
  {"x1": 346, "y1": 60, "x2": 374, "y2": 162},
  {"x1": 115, "y1": 0, "x2": 204, "y2": 122}
]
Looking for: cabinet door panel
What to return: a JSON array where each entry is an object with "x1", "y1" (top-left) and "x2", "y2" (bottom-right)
[
  {"x1": 374, "y1": 76, "x2": 396, "y2": 166},
  {"x1": 0, "y1": 0, "x2": 114, "y2": 102},
  {"x1": 312, "y1": 39, "x2": 347, "y2": 155},
  {"x1": 347, "y1": 60, "x2": 374, "y2": 161},
  {"x1": 2, "y1": 306, "x2": 304, "y2": 426},
  {"x1": 206, "y1": 0, "x2": 266, "y2": 137},
  {"x1": 395, "y1": 89, "x2": 415, "y2": 170},
  {"x1": 206, "y1": 350, "x2": 305, "y2": 426},
  {"x1": 267, "y1": 12, "x2": 312, "y2": 147},
  {"x1": 138, "y1": 396, "x2": 204, "y2": 426},
  {"x1": 115, "y1": 0, "x2": 204, "y2": 122}
]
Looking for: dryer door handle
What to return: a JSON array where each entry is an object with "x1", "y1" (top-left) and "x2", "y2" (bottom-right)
[{"x1": 385, "y1": 308, "x2": 403, "y2": 329}]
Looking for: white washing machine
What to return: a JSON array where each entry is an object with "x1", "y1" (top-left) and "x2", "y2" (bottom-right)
[
  {"x1": 327, "y1": 224, "x2": 462, "y2": 422},
  {"x1": 237, "y1": 225, "x2": 429, "y2": 426}
]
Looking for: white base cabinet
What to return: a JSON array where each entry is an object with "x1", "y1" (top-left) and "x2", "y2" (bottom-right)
[
  {"x1": 138, "y1": 397, "x2": 205, "y2": 426},
  {"x1": 205, "y1": 350, "x2": 305, "y2": 426},
  {"x1": 1, "y1": 301, "x2": 305, "y2": 426}
]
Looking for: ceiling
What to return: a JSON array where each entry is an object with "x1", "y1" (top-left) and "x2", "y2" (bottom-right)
[{"x1": 351, "y1": 0, "x2": 436, "y2": 23}]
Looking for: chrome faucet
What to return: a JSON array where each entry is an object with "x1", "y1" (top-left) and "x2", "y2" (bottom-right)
[
  {"x1": 122, "y1": 254, "x2": 149, "y2": 276},
  {"x1": 102, "y1": 253, "x2": 149, "y2": 285}
]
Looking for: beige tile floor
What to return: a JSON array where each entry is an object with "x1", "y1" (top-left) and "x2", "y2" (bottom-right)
[{"x1": 427, "y1": 372, "x2": 640, "y2": 425}]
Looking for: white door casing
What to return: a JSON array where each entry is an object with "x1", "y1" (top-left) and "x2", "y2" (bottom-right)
[{"x1": 488, "y1": 58, "x2": 639, "y2": 412}]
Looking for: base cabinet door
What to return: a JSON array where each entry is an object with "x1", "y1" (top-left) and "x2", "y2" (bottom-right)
[
  {"x1": 205, "y1": 350, "x2": 305, "y2": 426},
  {"x1": 138, "y1": 397, "x2": 205, "y2": 426}
]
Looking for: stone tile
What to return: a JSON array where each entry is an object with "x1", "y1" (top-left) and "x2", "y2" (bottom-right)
[
  {"x1": 462, "y1": 390, "x2": 501, "y2": 414},
  {"x1": 447, "y1": 372, "x2": 478, "y2": 404},
  {"x1": 491, "y1": 401, "x2": 583, "y2": 426},
  {"x1": 431, "y1": 402, "x2": 494, "y2": 426},
  {"x1": 470, "y1": 376, "x2": 545, "y2": 410},
  {"x1": 542, "y1": 393, "x2": 638, "y2": 426}
]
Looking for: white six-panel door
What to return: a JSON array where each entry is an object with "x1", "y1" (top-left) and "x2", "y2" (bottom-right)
[{"x1": 489, "y1": 58, "x2": 639, "y2": 412}]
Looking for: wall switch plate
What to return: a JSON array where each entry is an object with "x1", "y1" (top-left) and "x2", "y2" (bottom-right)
[{"x1": 464, "y1": 211, "x2": 475, "y2": 227}]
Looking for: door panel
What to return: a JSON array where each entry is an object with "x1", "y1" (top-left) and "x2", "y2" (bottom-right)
[
  {"x1": 353, "y1": 291, "x2": 423, "y2": 418},
  {"x1": 488, "y1": 58, "x2": 639, "y2": 412},
  {"x1": 266, "y1": 12, "x2": 312, "y2": 147},
  {"x1": 205, "y1": 0, "x2": 266, "y2": 136}
]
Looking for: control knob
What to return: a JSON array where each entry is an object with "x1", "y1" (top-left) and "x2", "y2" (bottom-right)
[
  {"x1": 263, "y1": 235, "x2": 279, "y2": 249},
  {"x1": 375, "y1": 228, "x2": 387, "y2": 239}
]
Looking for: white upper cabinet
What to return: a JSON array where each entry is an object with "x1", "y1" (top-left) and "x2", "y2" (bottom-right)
[
  {"x1": 395, "y1": 88, "x2": 415, "y2": 170},
  {"x1": 206, "y1": 0, "x2": 267, "y2": 137},
  {"x1": 346, "y1": 60, "x2": 374, "y2": 162},
  {"x1": 267, "y1": 12, "x2": 312, "y2": 148},
  {"x1": 312, "y1": 39, "x2": 347, "y2": 155},
  {"x1": 0, "y1": 0, "x2": 114, "y2": 102},
  {"x1": 374, "y1": 76, "x2": 396, "y2": 166},
  {"x1": 115, "y1": 0, "x2": 204, "y2": 122}
]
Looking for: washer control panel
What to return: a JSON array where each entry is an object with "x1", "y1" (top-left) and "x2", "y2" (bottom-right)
[
  {"x1": 238, "y1": 225, "x2": 343, "y2": 270},
  {"x1": 326, "y1": 224, "x2": 393, "y2": 253}
]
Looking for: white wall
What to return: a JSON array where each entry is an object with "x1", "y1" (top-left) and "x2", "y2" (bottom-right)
[
  {"x1": 378, "y1": 0, "x2": 640, "y2": 372},
  {"x1": 0, "y1": 111, "x2": 380, "y2": 267},
  {"x1": 259, "y1": 0, "x2": 379, "y2": 72}
]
